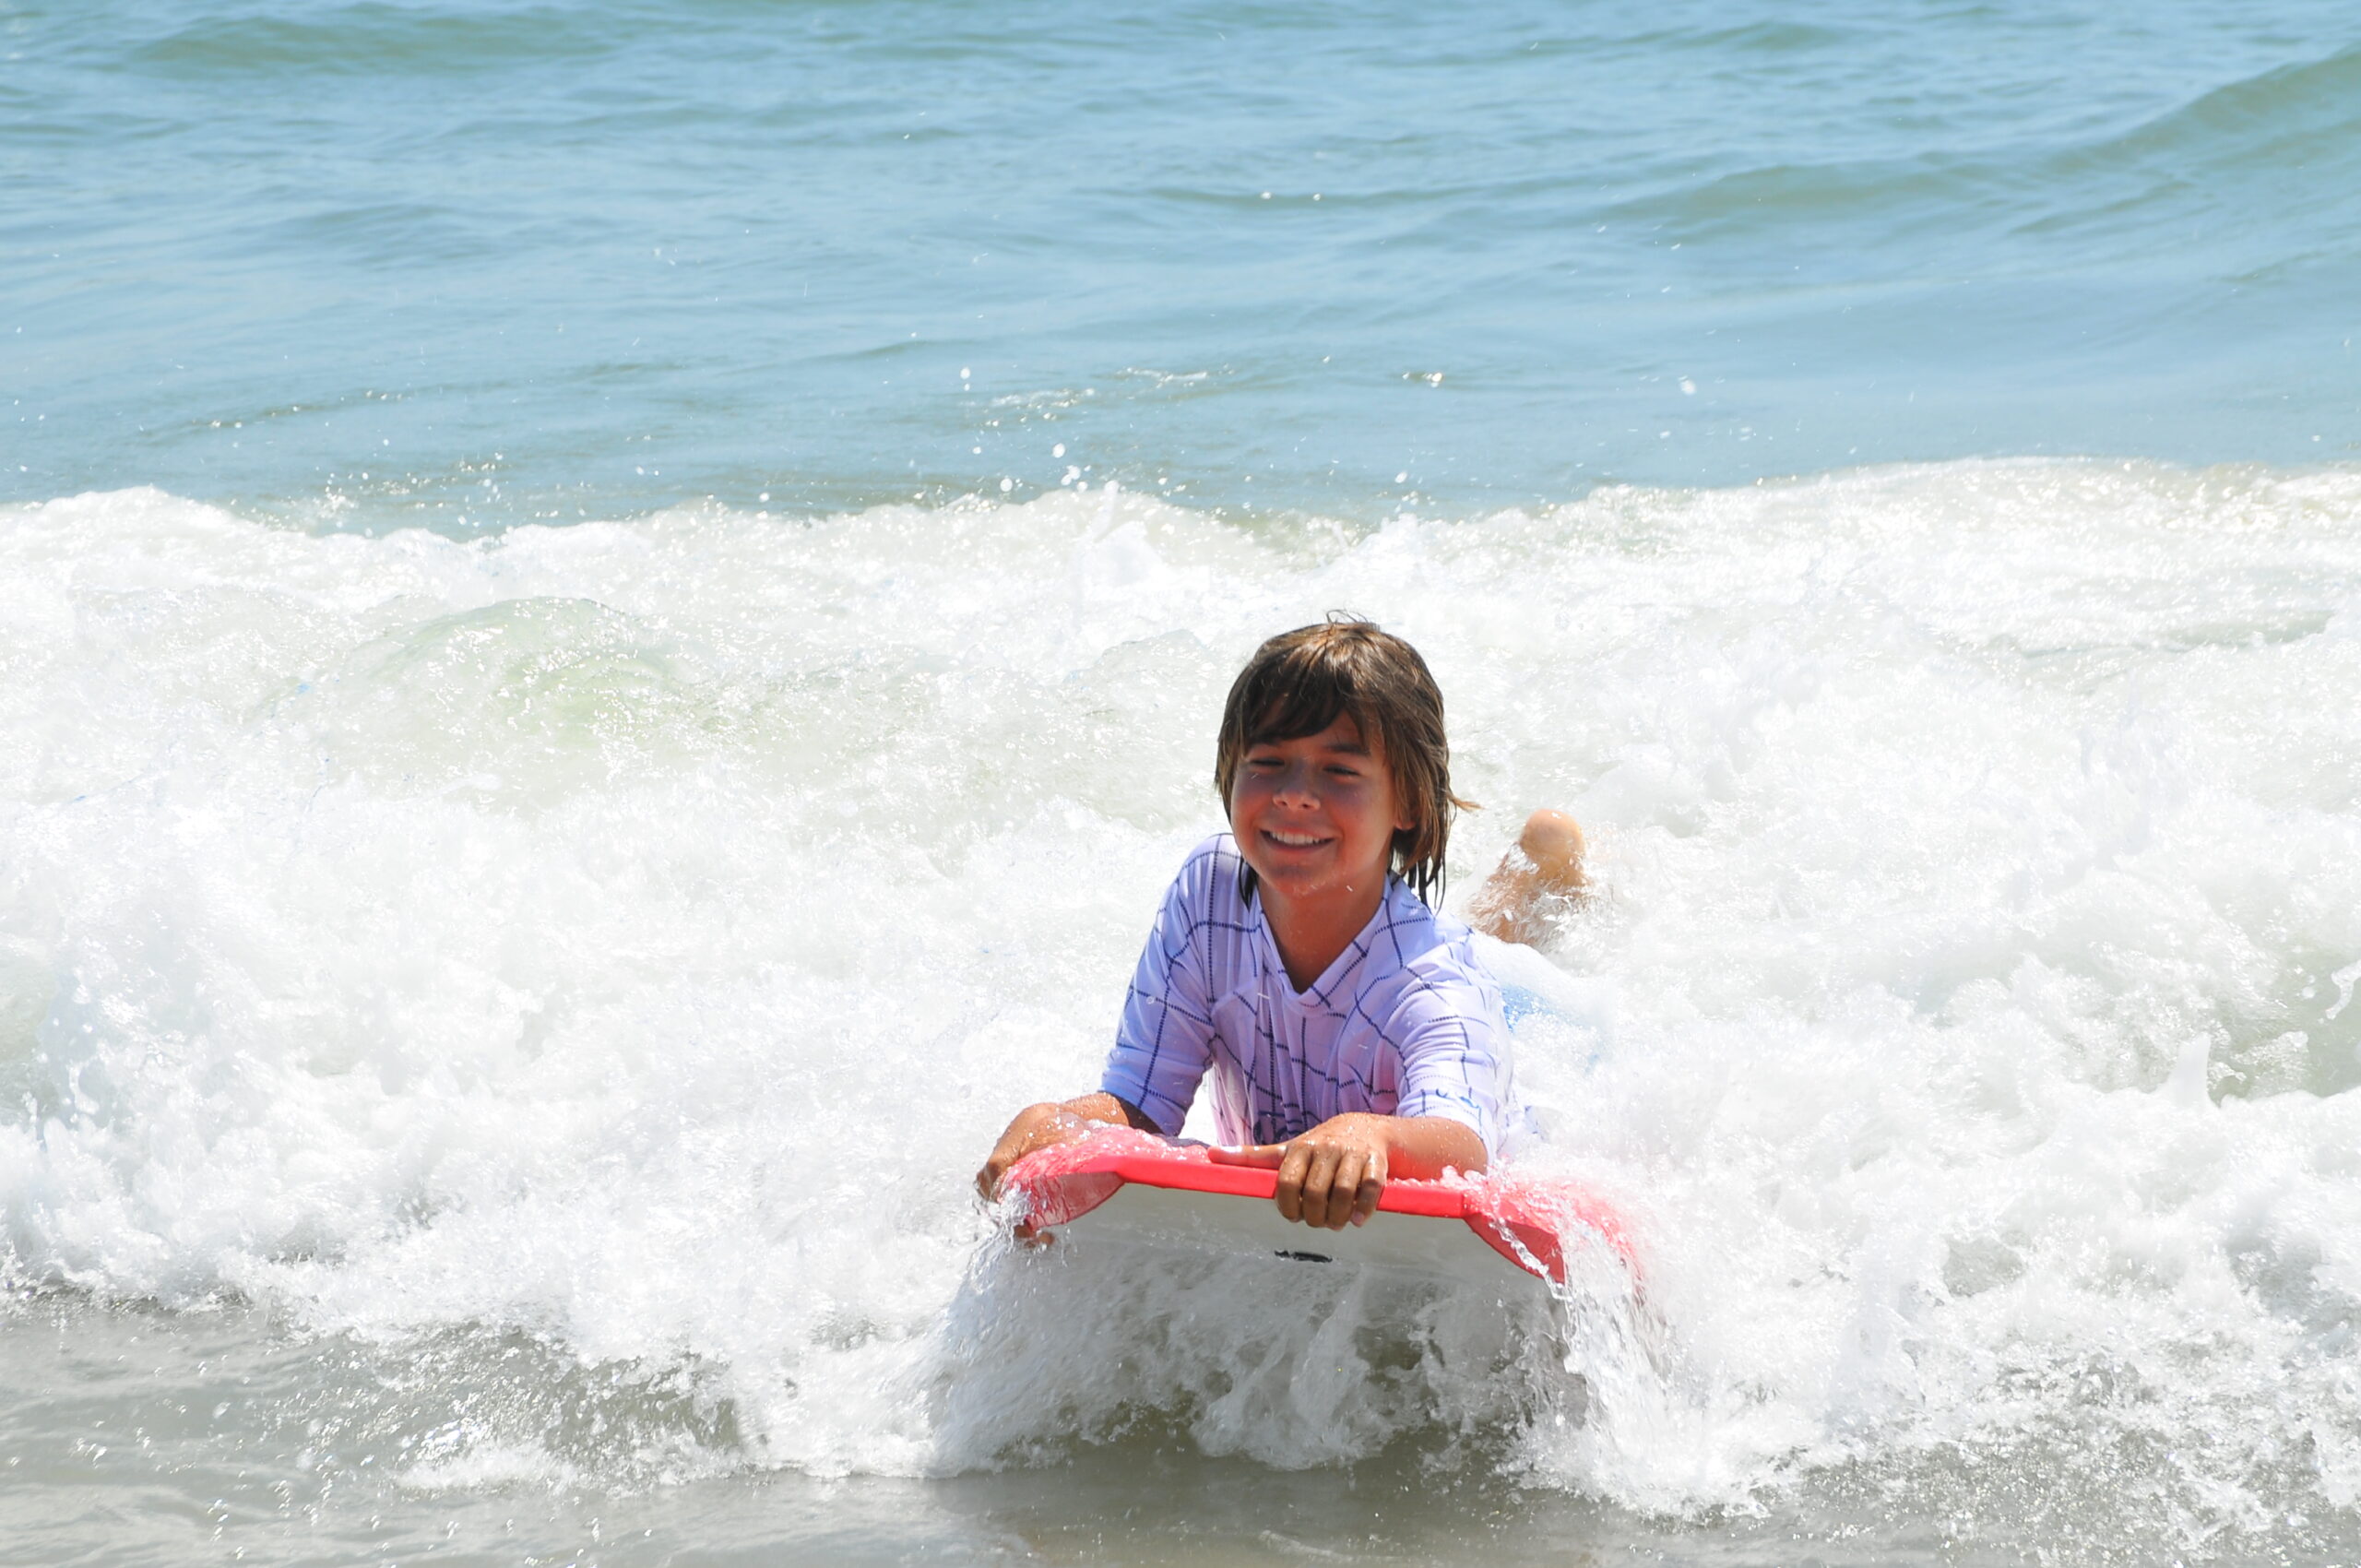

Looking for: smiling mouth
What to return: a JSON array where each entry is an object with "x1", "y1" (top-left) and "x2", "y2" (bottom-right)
[{"x1": 1261, "y1": 828, "x2": 1333, "y2": 849}]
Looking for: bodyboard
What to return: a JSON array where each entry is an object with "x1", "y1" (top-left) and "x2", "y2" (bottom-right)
[{"x1": 1002, "y1": 1130, "x2": 1631, "y2": 1297}]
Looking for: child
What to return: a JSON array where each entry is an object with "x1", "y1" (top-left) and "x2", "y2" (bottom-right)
[{"x1": 976, "y1": 618, "x2": 1587, "y2": 1231}]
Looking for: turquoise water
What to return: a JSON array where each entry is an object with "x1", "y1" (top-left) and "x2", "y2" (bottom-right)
[
  {"x1": 7, "y1": 1, "x2": 2356, "y2": 526},
  {"x1": 8, "y1": 6, "x2": 2361, "y2": 1566}
]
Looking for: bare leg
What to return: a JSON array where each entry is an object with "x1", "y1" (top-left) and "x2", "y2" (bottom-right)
[{"x1": 1467, "y1": 808, "x2": 1589, "y2": 945}]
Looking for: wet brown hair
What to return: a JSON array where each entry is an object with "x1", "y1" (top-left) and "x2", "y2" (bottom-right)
[{"x1": 1215, "y1": 615, "x2": 1474, "y2": 907}]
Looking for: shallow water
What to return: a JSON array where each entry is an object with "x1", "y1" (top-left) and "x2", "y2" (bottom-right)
[
  {"x1": 7, "y1": 2, "x2": 2361, "y2": 1563},
  {"x1": 8, "y1": 465, "x2": 2361, "y2": 1562}
]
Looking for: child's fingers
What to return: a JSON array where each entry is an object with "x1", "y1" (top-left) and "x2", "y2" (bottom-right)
[
  {"x1": 1315, "y1": 1149, "x2": 1364, "y2": 1229},
  {"x1": 1274, "y1": 1140, "x2": 1314, "y2": 1223},
  {"x1": 1349, "y1": 1154, "x2": 1386, "y2": 1227},
  {"x1": 974, "y1": 1145, "x2": 1018, "y2": 1200},
  {"x1": 1298, "y1": 1146, "x2": 1342, "y2": 1228},
  {"x1": 1206, "y1": 1143, "x2": 1288, "y2": 1168}
]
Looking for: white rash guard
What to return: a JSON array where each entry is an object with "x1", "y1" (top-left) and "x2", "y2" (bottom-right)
[{"x1": 1101, "y1": 834, "x2": 1516, "y2": 1157}]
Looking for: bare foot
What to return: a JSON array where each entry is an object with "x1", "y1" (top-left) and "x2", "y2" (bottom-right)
[{"x1": 1467, "y1": 808, "x2": 1589, "y2": 945}]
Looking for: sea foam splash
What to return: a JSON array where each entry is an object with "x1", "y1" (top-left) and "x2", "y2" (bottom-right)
[{"x1": 5, "y1": 465, "x2": 2361, "y2": 1541}]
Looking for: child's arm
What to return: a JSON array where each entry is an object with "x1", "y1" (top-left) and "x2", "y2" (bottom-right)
[
  {"x1": 1208, "y1": 1111, "x2": 1487, "y2": 1230},
  {"x1": 975, "y1": 1092, "x2": 1156, "y2": 1201}
]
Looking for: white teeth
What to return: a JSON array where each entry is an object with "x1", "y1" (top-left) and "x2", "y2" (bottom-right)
[{"x1": 1266, "y1": 831, "x2": 1325, "y2": 847}]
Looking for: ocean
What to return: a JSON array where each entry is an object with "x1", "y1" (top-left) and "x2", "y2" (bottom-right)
[{"x1": 5, "y1": 3, "x2": 2360, "y2": 1563}]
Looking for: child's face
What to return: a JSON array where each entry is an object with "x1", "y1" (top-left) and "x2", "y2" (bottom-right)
[{"x1": 1228, "y1": 711, "x2": 1410, "y2": 906}]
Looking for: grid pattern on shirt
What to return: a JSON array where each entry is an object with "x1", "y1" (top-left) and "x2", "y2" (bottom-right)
[{"x1": 1100, "y1": 836, "x2": 1513, "y2": 1154}]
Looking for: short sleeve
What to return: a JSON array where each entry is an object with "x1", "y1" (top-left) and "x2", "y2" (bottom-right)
[
  {"x1": 1387, "y1": 967, "x2": 1511, "y2": 1158},
  {"x1": 1099, "y1": 848, "x2": 1222, "y2": 1136}
]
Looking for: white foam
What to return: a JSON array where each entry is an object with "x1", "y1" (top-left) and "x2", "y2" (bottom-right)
[{"x1": 4, "y1": 464, "x2": 2361, "y2": 1532}]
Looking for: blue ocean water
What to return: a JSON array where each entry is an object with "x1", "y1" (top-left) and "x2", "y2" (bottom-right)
[
  {"x1": 9, "y1": 6, "x2": 2361, "y2": 1567},
  {"x1": 6, "y1": 0, "x2": 2355, "y2": 527}
]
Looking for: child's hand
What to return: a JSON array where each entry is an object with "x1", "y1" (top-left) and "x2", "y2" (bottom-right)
[
  {"x1": 1209, "y1": 1112, "x2": 1393, "y2": 1230},
  {"x1": 1209, "y1": 1113, "x2": 1488, "y2": 1229},
  {"x1": 975, "y1": 1093, "x2": 1147, "y2": 1202},
  {"x1": 975, "y1": 1104, "x2": 1086, "y2": 1202}
]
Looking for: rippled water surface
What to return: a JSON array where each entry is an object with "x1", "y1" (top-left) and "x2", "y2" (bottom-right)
[
  {"x1": 7, "y1": 0, "x2": 2358, "y2": 524},
  {"x1": 6, "y1": 3, "x2": 2361, "y2": 1565}
]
